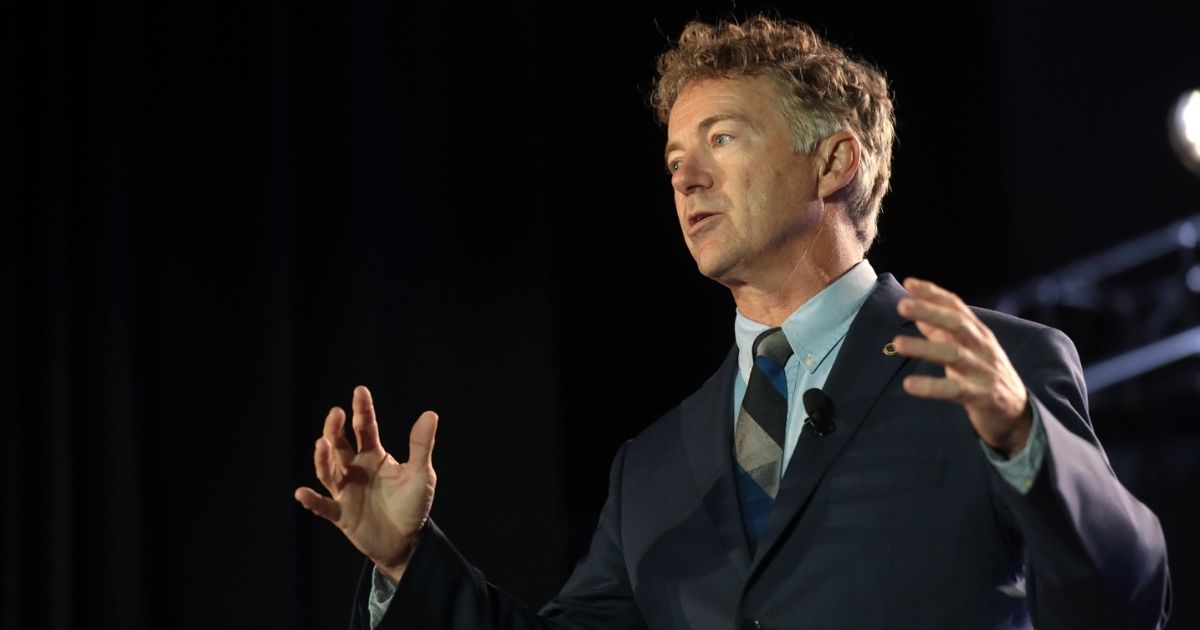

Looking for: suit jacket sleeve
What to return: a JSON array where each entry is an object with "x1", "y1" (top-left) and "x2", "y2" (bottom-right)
[
  {"x1": 354, "y1": 441, "x2": 645, "y2": 629},
  {"x1": 993, "y1": 325, "x2": 1171, "y2": 628}
]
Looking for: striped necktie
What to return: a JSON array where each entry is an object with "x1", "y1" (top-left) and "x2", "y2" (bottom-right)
[{"x1": 734, "y1": 327, "x2": 793, "y2": 549}]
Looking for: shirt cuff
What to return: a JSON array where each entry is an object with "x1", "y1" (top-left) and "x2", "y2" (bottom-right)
[
  {"x1": 368, "y1": 565, "x2": 397, "y2": 629},
  {"x1": 979, "y1": 399, "x2": 1046, "y2": 495}
]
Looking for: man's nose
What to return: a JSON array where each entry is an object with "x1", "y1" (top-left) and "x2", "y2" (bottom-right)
[{"x1": 671, "y1": 156, "x2": 713, "y2": 195}]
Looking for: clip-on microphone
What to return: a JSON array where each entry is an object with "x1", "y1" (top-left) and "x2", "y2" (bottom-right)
[{"x1": 803, "y1": 388, "x2": 836, "y2": 437}]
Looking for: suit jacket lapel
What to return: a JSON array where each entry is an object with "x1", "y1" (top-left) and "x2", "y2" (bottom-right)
[
  {"x1": 681, "y1": 346, "x2": 753, "y2": 573},
  {"x1": 749, "y1": 273, "x2": 916, "y2": 575}
]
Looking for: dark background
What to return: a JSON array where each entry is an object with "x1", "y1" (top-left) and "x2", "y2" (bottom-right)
[{"x1": 4, "y1": 0, "x2": 1198, "y2": 628}]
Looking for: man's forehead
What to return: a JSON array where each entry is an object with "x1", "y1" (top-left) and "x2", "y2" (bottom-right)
[
  {"x1": 671, "y1": 79, "x2": 746, "y2": 118},
  {"x1": 668, "y1": 76, "x2": 777, "y2": 128}
]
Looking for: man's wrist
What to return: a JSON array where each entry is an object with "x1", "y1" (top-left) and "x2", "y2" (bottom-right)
[
  {"x1": 376, "y1": 562, "x2": 404, "y2": 586},
  {"x1": 375, "y1": 530, "x2": 423, "y2": 585},
  {"x1": 981, "y1": 400, "x2": 1046, "y2": 495},
  {"x1": 989, "y1": 400, "x2": 1034, "y2": 459}
]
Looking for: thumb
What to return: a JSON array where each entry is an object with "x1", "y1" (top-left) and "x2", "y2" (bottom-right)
[{"x1": 408, "y1": 411, "x2": 438, "y2": 471}]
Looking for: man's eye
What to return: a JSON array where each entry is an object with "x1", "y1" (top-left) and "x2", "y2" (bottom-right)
[
  {"x1": 713, "y1": 133, "x2": 733, "y2": 146},
  {"x1": 668, "y1": 160, "x2": 682, "y2": 172}
]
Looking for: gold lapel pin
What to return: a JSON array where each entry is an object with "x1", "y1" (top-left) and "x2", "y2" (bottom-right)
[{"x1": 882, "y1": 342, "x2": 897, "y2": 356}]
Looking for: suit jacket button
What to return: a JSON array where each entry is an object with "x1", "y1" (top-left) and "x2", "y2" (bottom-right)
[{"x1": 739, "y1": 620, "x2": 761, "y2": 630}]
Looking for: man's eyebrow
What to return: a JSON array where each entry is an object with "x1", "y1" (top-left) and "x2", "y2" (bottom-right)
[{"x1": 664, "y1": 113, "x2": 752, "y2": 163}]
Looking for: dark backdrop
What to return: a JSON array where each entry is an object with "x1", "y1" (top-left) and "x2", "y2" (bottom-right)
[{"x1": 4, "y1": 1, "x2": 1198, "y2": 628}]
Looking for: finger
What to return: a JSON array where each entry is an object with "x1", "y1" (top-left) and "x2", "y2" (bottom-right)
[
  {"x1": 322, "y1": 406, "x2": 355, "y2": 470},
  {"x1": 408, "y1": 410, "x2": 439, "y2": 471},
  {"x1": 294, "y1": 486, "x2": 343, "y2": 523},
  {"x1": 902, "y1": 374, "x2": 970, "y2": 403},
  {"x1": 898, "y1": 297, "x2": 963, "y2": 333},
  {"x1": 910, "y1": 319, "x2": 994, "y2": 363},
  {"x1": 313, "y1": 437, "x2": 341, "y2": 494},
  {"x1": 891, "y1": 335, "x2": 979, "y2": 370},
  {"x1": 352, "y1": 385, "x2": 382, "y2": 453},
  {"x1": 903, "y1": 277, "x2": 962, "y2": 308},
  {"x1": 904, "y1": 277, "x2": 990, "y2": 332}
]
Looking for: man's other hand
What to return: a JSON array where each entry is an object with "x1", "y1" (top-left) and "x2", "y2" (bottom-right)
[{"x1": 294, "y1": 385, "x2": 438, "y2": 583}]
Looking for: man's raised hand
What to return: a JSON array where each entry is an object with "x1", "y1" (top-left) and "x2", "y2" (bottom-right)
[
  {"x1": 294, "y1": 385, "x2": 438, "y2": 583},
  {"x1": 891, "y1": 278, "x2": 1033, "y2": 457}
]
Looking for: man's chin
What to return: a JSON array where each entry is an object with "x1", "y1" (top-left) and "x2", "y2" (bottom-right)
[{"x1": 693, "y1": 258, "x2": 739, "y2": 287}]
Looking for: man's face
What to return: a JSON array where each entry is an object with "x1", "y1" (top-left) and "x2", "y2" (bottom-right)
[{"x1": 665, "y1": 75, "x2": 823, "y2": 287}]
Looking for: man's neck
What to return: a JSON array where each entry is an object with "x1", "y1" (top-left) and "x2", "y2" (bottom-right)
[{"x1": 730, "y1": 263, "x2": 860, "y2": 325}]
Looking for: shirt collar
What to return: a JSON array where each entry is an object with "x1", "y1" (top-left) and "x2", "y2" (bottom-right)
[{"x1": 735, "y1": 260, "x2": 879, "y2": 380}]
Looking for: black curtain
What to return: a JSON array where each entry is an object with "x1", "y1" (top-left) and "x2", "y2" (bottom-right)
[{"x1": 3, "y1": 2, "x2": 574, "y2": 627}]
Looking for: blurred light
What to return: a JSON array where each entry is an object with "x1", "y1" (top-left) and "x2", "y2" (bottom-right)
[
  {"x1": 1085, "y1": 326, "x2": 1200, "y2": 392},
  {"x1": 1170, "y1": 89, "x2": 1200, "y2": 176},
  {"x1": 1035, "y1": 278, "x2": 1060, "y2": 303},
  {"x1": 1188, "y1": 264, "x2": 1200, "y2": 293},
  {"x1": 1179, "y1": 220, "x2": 1198, "y2": 248}
]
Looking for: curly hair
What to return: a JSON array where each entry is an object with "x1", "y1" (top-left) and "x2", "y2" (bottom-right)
[{"x1": 652, "y1": 16, "x2": 895, "y2": 247}]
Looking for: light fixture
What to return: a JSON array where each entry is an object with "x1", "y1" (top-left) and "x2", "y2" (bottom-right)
[{"x1": 1170, "y1": 89, "x2": 1200, "y2": 176}]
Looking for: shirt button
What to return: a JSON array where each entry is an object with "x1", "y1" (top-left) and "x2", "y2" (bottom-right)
[
  {"x1": 740, "y1": 620, "x2": 761, "y2": 630},
  {"x1": 804, "y1": 355, "x2": 816, "y2": 368}
]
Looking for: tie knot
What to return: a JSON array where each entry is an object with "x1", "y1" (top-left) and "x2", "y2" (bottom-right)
[{"x1": 752, "y1": 327, "x2": 793, "y2": 364}]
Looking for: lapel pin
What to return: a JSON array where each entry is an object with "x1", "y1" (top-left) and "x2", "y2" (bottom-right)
[{"x1": 882, "y1": 342, "x2": 897, "y2": 356}]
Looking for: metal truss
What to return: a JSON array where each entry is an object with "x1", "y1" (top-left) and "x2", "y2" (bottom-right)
[{"x1": 989, "y1": 215, "x2": 1200, "y2": 396}]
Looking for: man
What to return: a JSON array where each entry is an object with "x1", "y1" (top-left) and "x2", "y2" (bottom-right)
[{"x1": 296, "y1": 16, "x2": 1171, "y2": 629}]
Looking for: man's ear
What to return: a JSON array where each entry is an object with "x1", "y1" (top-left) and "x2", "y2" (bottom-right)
[{"x1": 816, "y1": 131, "x2": 861, "y2": 199}]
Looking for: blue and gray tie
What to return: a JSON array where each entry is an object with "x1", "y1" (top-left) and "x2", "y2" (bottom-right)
[{"x1": 734, "y1": 327, "x2": 793, "y2": 550}]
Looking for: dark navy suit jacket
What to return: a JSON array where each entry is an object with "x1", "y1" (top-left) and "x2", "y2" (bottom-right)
[{"x1": 355, "y1": 274, "x2": 1171, "y2": 629}]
